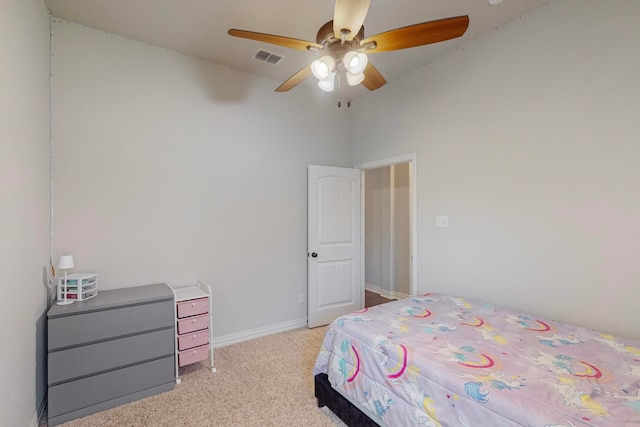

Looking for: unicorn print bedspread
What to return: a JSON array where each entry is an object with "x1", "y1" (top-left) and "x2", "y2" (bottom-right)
[{"x1": 313, "y1": 293, "x2": 640, "y2": 426}]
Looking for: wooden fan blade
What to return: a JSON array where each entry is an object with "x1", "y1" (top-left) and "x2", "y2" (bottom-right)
[
  {"x1": 333, "y1": 0, "x2": 371, "y2": 41},
  {"x1": 361, "y1": 62, "x2": 386, "y2": 91},
  {"x1": 228, "y1": 29, "x2": 322, "y2": 51},
  {"x1": 362, "y1": 15, "x2": 469, "y2": 53},
  {"x1": 275, "y1": 64, "x2": 313, "y2": 92}
]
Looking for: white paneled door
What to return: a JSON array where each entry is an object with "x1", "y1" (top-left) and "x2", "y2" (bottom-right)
[{"x1": 308, "y1": 165, "x2": 362, "y2": 328}]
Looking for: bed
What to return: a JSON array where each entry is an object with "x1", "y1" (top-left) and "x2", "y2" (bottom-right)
[{"x1": 313, "y1": 293, "x2": 640, "y2": 426}]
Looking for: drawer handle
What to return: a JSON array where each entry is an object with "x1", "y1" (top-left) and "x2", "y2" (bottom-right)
[
  {"x1": 192, "y1": 319, "x2": 197, "y2": 323},
  {"x1": 192, "y1": 335, "x2": 197, "y2": 339},
  {"x1": 193, "y1": 350, "x2": 197, "y2": 354},
  {"x1": 191, "y1": 302, "x2": 196, "y2": 307}
]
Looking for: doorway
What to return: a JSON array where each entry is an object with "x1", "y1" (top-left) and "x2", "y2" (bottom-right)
[{"x1": 358, "y1": 153, "x2": 417, "y2": 304}]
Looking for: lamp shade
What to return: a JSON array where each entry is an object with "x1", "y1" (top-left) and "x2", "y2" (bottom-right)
[
  {"x1": 346, "y1": 71, "x2": 365, "y2": 86},
  {"x1": 317, "y1": 72, "x2": 336, "y2": 92},
  {"x1": 57, "y1": 255, "x2": 75, "y2": 270},
  {"x1": 311, "y1": 55, "x2": 336, "y2": 80},
  {"x1": 343, "y1": 51, "x2": 368, "y2": 75}
]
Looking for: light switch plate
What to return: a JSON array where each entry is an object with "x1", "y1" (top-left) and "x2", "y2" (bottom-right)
[{"x1": 436, "y1": 216, "x2": 449, "y2": 228}]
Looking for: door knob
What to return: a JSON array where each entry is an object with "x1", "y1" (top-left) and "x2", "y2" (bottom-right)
[{"x1": 311, "y1": 252, "x2": 318, "y2": 258}]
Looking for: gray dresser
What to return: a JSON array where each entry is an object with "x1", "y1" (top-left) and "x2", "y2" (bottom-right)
[{"x1": 47, "y1": 283, "x2": 176, "y2": 426}]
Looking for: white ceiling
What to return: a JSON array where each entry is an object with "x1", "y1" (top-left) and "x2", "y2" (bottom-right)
[{"x1": 45, "y1": 0, "x2": 547, "y2": 99}]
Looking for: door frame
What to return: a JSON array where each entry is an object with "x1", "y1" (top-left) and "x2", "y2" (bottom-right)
[{"x1": 356, "y1": 153, "x2": 418, "y2": 297}]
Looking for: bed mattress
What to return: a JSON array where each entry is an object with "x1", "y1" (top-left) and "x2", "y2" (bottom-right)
[{"x1": 313, "y1": 293, "x2": 640, "y2": 426}]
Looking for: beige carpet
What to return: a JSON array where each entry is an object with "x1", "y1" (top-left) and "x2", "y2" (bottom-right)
[{"x1": 55, "y1": 327, "x2": 347, "y2": 427}]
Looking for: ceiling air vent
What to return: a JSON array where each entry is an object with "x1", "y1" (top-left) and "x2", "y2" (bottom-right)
[{"x1": 252, "y1": 49, "x2": 283, "y2": 65}]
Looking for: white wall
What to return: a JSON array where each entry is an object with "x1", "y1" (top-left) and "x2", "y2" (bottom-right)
[
  {"x1": 364, "y1": 165, "x2": 411, "y2": 297},
  {"x1": 393, "y1": 163, "x2": 411, "y2": 295},
  {"x1": 51, "y1": 21, "x2": 351, "y2": 339},
  {"x1": 352, "y1": 0, "x2": 640, "y2": 340},
  {"x1": 365, "y1": 167, "x2": 386, "y2": 288},
  {"x1": 0, "y1": 1, "x2": 51, "y2": 426}
]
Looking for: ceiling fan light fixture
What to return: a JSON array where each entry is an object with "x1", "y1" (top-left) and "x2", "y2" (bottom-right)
[
  {"x1": 346, "y1": 71, "x2": 365, "y2": 86},
  {"x1": 318, "y1": 72, "x2": 336, "y2": 92},
  {"x1": 311, "y1": 55, "x2": 336, "y2": 80},
  {"x1": 343, "y1": 51, "x2": 368, "y2": 75},
  {"x1": 229, "y1": 4, "x2": 469, "y2": 94}
]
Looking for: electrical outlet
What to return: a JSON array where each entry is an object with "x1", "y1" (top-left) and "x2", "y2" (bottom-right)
[
  {"x1": 436, "y1": 216, "x2": 449, "y2": 228},
  {"x1": 298, "y1": 293, "x2": 305, "y2": 304}
]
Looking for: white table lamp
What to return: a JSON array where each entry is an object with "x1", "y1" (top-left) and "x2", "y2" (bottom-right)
[{"x1": 57, "y1": 255, "x2": 75, "y2": 305}]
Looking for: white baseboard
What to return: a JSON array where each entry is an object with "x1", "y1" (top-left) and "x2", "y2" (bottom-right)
[
  {"x1": 211, "y1": 317, "x2": 308, "y2": 348},
  {"x1": 365, "y1": 283, "x2": 383, "y2": 294},
  {"x1": 365, "y1": 283, "x2": 411, "y2": 301}
]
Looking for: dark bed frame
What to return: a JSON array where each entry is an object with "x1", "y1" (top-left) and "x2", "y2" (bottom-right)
[{"x1": 314, "y1": 373, "x2": 378, "y2": 427}]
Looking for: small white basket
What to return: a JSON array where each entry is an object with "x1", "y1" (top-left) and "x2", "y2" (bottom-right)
[{"x1": 57, "y1": 273, "x2": 99, "y2": 301}]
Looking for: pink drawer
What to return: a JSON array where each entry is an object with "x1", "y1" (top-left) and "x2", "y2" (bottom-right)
[
  {"x1": 178, "y1": 344, "x2": 209, "y2": 367},
  {"x1": 178, "y1": 329, "x2": 209, "y2": 351},
  {"x1": 177, "y1": 313, "x2": 209, "y2": 334},
  {"x1": 177, "y1": 297, "x2": 209, "y2": 318}
]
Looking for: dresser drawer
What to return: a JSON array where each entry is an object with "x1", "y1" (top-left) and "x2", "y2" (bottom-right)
[
  {"x1": 177, "y1": 313, "x2": 209, "y2": 334},
  {"x1": 48, "y1": 328, "x2": 174, "y2": 385},
  {"x1": 177, "y1": 297, "x2": 209, "y2": 318},
  {"x1": 178, "y1": 344, "x2": 209, "y2": 367},
  {"x1": 177, "y1": 328, "x2": 209, "y2": 351},
  {"x1": 48, "y1": 355, "x2": 174, "y2": 418},
  {"x1": 49, "y1": 299, "x2": 174, "y2": 350}
]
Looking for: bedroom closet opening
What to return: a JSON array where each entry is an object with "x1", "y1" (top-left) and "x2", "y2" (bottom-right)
[{"x1": 364, "y1": 162, "x2": 412, "y2": 307}]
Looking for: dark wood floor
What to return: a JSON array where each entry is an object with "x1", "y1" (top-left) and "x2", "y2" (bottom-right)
[{"x1": 365, "y1": 290, "x2": 394, "y2": 308}]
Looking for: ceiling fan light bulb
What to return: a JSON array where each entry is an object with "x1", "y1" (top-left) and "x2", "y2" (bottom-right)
[
  {"x1": 311, "y1": 60, "x2": 328, "y2": 80},
  {"x1": 318, "y1": 72, "x2": 336, "y2": 92},
  {"x1": 343, "y1": 51, "x2": 368, "y2": 75},
  {"x1": 311, "y1": 55, "x2": 335, "y2": 80},
  {"x1": 346, "y1": 71, "x2": 365, "y2": 86}
]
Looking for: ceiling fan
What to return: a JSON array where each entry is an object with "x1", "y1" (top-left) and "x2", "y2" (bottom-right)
[{"x1": 228, "y1": 0, "x2": 469, "y2": 94}]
